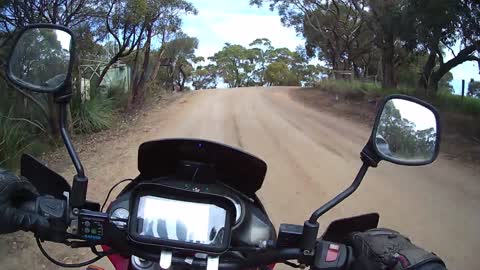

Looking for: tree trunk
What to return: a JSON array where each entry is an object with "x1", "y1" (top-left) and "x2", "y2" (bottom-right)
[
  {"x1": 149, "y1": 49, "x2": 166, "y2": 83},
  {"x1": 96, "y1": 54, "x2": 120, "y2": 89},
  {"x1": 331, "y1": 48, "x2": 340, "y2": 74},
  {"x1": 427, "y1": 73, "x2": 440, "y2": 93},
  {"x1": 130, "y1": 26, "x2": 153, "y2": 107},
  {"x1": 179, "y1": 65, "x2": 186, "y2": 91},
  {"x1": 381, "y1": 34, "x2": 395, "y2": 88},
  {"x1": 424, "y1": 41, "x2": 480, "y2": 95},
  {"x1": 168, "y1": 65, "x2": 175, "y2": 91},
  {"x1": 47, "y1": 95, "x2": 60, "y2": 138},
  {"x1": 130, "y1": 42, "x2": 143, "y2": 96},
  {"x1": 416, "y1": 51, "x2": 437, "y2": 97},
  {"x1": 352, "y1": 61, "x2": 361, "y2": 78},
  {"x1": 418, "y1": 51, "x2": 436, "y2": 90}
]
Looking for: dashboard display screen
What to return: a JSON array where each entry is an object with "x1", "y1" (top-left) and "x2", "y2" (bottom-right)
[{"x1": 136, "y1": 196, "x2": 227, "y2": 246}]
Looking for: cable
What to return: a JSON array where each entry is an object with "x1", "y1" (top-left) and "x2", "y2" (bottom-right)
[
  {"x1": 36, "y1": 238, "x2": 113, "y2": 268},
  {"x1": 100, "y1": 178, "x2": 133, "y2": 211}
]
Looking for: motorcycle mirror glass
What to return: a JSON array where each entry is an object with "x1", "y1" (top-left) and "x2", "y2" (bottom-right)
[
  {"x1": 372, "y1": 96, "x2": 440, "y2": 166},
  {"x1": 7, "y1": 26, "x2": 73, "y2": 93}
]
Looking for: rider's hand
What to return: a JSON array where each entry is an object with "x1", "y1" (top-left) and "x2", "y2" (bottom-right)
[
  {"x1": 0, "y1": 168, "x2": 49, "y2": 234},
  {"x1": 348, "y1": 228, "x2": 446, "y2": 270}
]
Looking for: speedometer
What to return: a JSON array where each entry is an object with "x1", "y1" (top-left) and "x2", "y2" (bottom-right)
[{"x1": 111, "y1": 208, "x2": 129, "y2": 228}]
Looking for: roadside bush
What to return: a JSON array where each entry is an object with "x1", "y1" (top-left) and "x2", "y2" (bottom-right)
[
  {"x1": 314, "y1": 79, "x2": 480, "y2": 116},
  {"x1": 0, "y1": 109, "x2": 48, "y2": 170},
  {"x1": 314, "y1": 79, "x2": 387, "y2": 100},
  {"x1": 433, "y1": 92, "x2": 480, "y2": 116},
  {"x1": 72, "y1": 94, "x2": 116, "y2": 134},
  {"x1": 106, "y1": 85, "x2": 130, "y2": 111}
]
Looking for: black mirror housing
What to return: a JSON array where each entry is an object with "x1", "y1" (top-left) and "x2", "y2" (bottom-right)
[
  {"x1": 368, "y1": 94, "x2": 441, "y2": 166},
  {"x1": 6, "y1": 23, "x2": 75, "y2": 98}
]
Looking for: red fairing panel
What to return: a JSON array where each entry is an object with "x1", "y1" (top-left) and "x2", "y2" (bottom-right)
[{"x1": 102, "y1": 245, "x2": 130, "y2": 270}]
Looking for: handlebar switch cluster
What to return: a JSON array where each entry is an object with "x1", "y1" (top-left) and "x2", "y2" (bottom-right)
[
  {"x1": 78, "y1": 210, "x2": 108, "y2": 242},
  {"x1": 312, "y1": 241, "x2": 350, "y2": 270},
  {"x1": 37, "y1": 196, "x2": 66, "y2": 219}
]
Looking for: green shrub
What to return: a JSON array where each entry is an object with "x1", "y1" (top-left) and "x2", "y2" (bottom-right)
[
  {"x1": 0, "y1": 109, "x2": 48, "y2": 170},
  {"x1": 314, "y1": 79, "x2": 398, "y2": 100},
  {"x1": 72, "y1": 95, "x2": 116, "y2": 134},
  {"x1": 106, "y1": 85, "x2": 130, "y2": 111},
  {"x1": 0, "y1": 115, "x2": 28, "y2": 169},
  {"x1": 433, "y1": 92, "x2": 480, "y2": 116},
  {"x1": 314, "y1": 79, "x2": 480, "y2": 117}
]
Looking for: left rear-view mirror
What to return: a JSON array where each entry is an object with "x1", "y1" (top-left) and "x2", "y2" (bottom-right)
[
  {"x1": 371, "y1": 95, "x2": 441, "y2": 166},
  {"x1": 7, "y1": 24, "x2": 74, "y2": 93}
]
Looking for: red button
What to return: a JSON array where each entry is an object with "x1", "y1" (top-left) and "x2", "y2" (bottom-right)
[{"x1": 326, "y1": 249, "x2": 339, "y2": 262}]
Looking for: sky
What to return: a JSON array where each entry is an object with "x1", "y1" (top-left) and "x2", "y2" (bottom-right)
[
  {"x1": 182, "y1": 0, "x2": 301, "y2": 60},
  {"x1": 182, "y1": 0, "x2": 479, "y2": 93},
  {"x1": 392, "y1": 99, "x2": 436, "y2": 130},
  {"x1": 56, "y1": 30, "x2": 72, "y2": 50}
]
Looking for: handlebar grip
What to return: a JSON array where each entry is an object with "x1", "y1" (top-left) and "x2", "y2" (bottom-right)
[
  {"x1": 19, "y1": 195, "x2": 68, "y2": 242},
  {"x1": 19, "y1": 200, "x2": 37, "y2": 212},
  {"x1": 19, "y1": 195, "x2": 67, "y2": 219}
]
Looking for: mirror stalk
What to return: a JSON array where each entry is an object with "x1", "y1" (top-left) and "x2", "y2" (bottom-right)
[
  {"x1": 301, "y1": 159, "x2": 371, "y2": 252},
  {"x1": 308, "y1": 162, "x2": 370, "y2": 223},
  {"x1": 58, "y1": 102, "x2": 87, "y2": 208}
]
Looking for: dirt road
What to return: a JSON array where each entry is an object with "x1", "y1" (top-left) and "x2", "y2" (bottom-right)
[{"x1": 1, "y1": 87, "x2": 479, "y2": 269}]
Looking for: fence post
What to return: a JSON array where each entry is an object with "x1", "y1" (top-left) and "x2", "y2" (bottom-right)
[{"x1": 461, "y1": 79, "x2": 465, "y2": 100}]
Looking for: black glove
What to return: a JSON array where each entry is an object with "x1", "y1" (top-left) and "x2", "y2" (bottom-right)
[
  {"x1": 348, "y1": 228, "x2": 446, "y2": 270},
  {"x1": 0, "y1": 168, "x2": 49, "y2": 234}
]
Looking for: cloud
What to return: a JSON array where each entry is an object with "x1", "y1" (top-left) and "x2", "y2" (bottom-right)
[
  {"x1": 182, "y1": 0, "x2": 303, "y2": 60},
  {"x1": 182, "y1": 0, "x2": 479, "y2": 93}
]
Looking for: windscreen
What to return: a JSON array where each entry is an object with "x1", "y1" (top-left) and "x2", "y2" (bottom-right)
[
  {"x1": 138, "y1": 139, "x2": 267, "y2": 197},
  {"x1": 136, "y1": 196, "x2": 227, "y2": 246}
]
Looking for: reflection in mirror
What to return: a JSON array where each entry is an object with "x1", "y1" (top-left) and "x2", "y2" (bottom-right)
[
  {"x1": 375, "y1": 99, "x2": 437, "y2": 163},
  {"x1": 9, "y1": 28, "x2": 71, "y2": 91}
]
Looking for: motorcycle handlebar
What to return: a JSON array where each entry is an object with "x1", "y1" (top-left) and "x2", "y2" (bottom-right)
[
  {"x1": 177, "y1": 248, "x2": 304, "y2": 270},
  {"x1": 140, "y1": 244, "x2": 351, "y2": 270},
  {"x1": 132, "y1": 248, "x2": 305, "y2": 270},
  {"x1": 19, "y1": 196, "x2": 352, "y2": 270}
]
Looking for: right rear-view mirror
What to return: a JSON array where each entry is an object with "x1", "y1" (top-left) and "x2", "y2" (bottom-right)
[
  {"x1": 371, "y1": 95, "x2": 441, "y2": 166},
  {"x1": 7, "y1": 24, "x2": 74, "y2": 93}
]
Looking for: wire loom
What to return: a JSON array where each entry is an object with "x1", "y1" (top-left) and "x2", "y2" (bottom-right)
[{"x1": 36, "y1": 237, "x2": 116, "y2": 268}]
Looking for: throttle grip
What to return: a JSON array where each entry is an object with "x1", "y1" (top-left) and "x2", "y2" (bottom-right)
[
  {"x1": 19, "y1": 200, "x2": 37, "y2": 212},
  {"x1": 19, "y1": 195, "x2": 68, "y2": 243}
]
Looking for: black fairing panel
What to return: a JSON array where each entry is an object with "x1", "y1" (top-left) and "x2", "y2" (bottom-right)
[
  {"x1": 138, "y1": 139, "x2": 267, "y2": 197},
  {"x1": 20, "y1": 154, "x2": 71, "y2": 199},
  {"x1": 232, "y1": 200, "x2": 277, "y2": 246}
]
